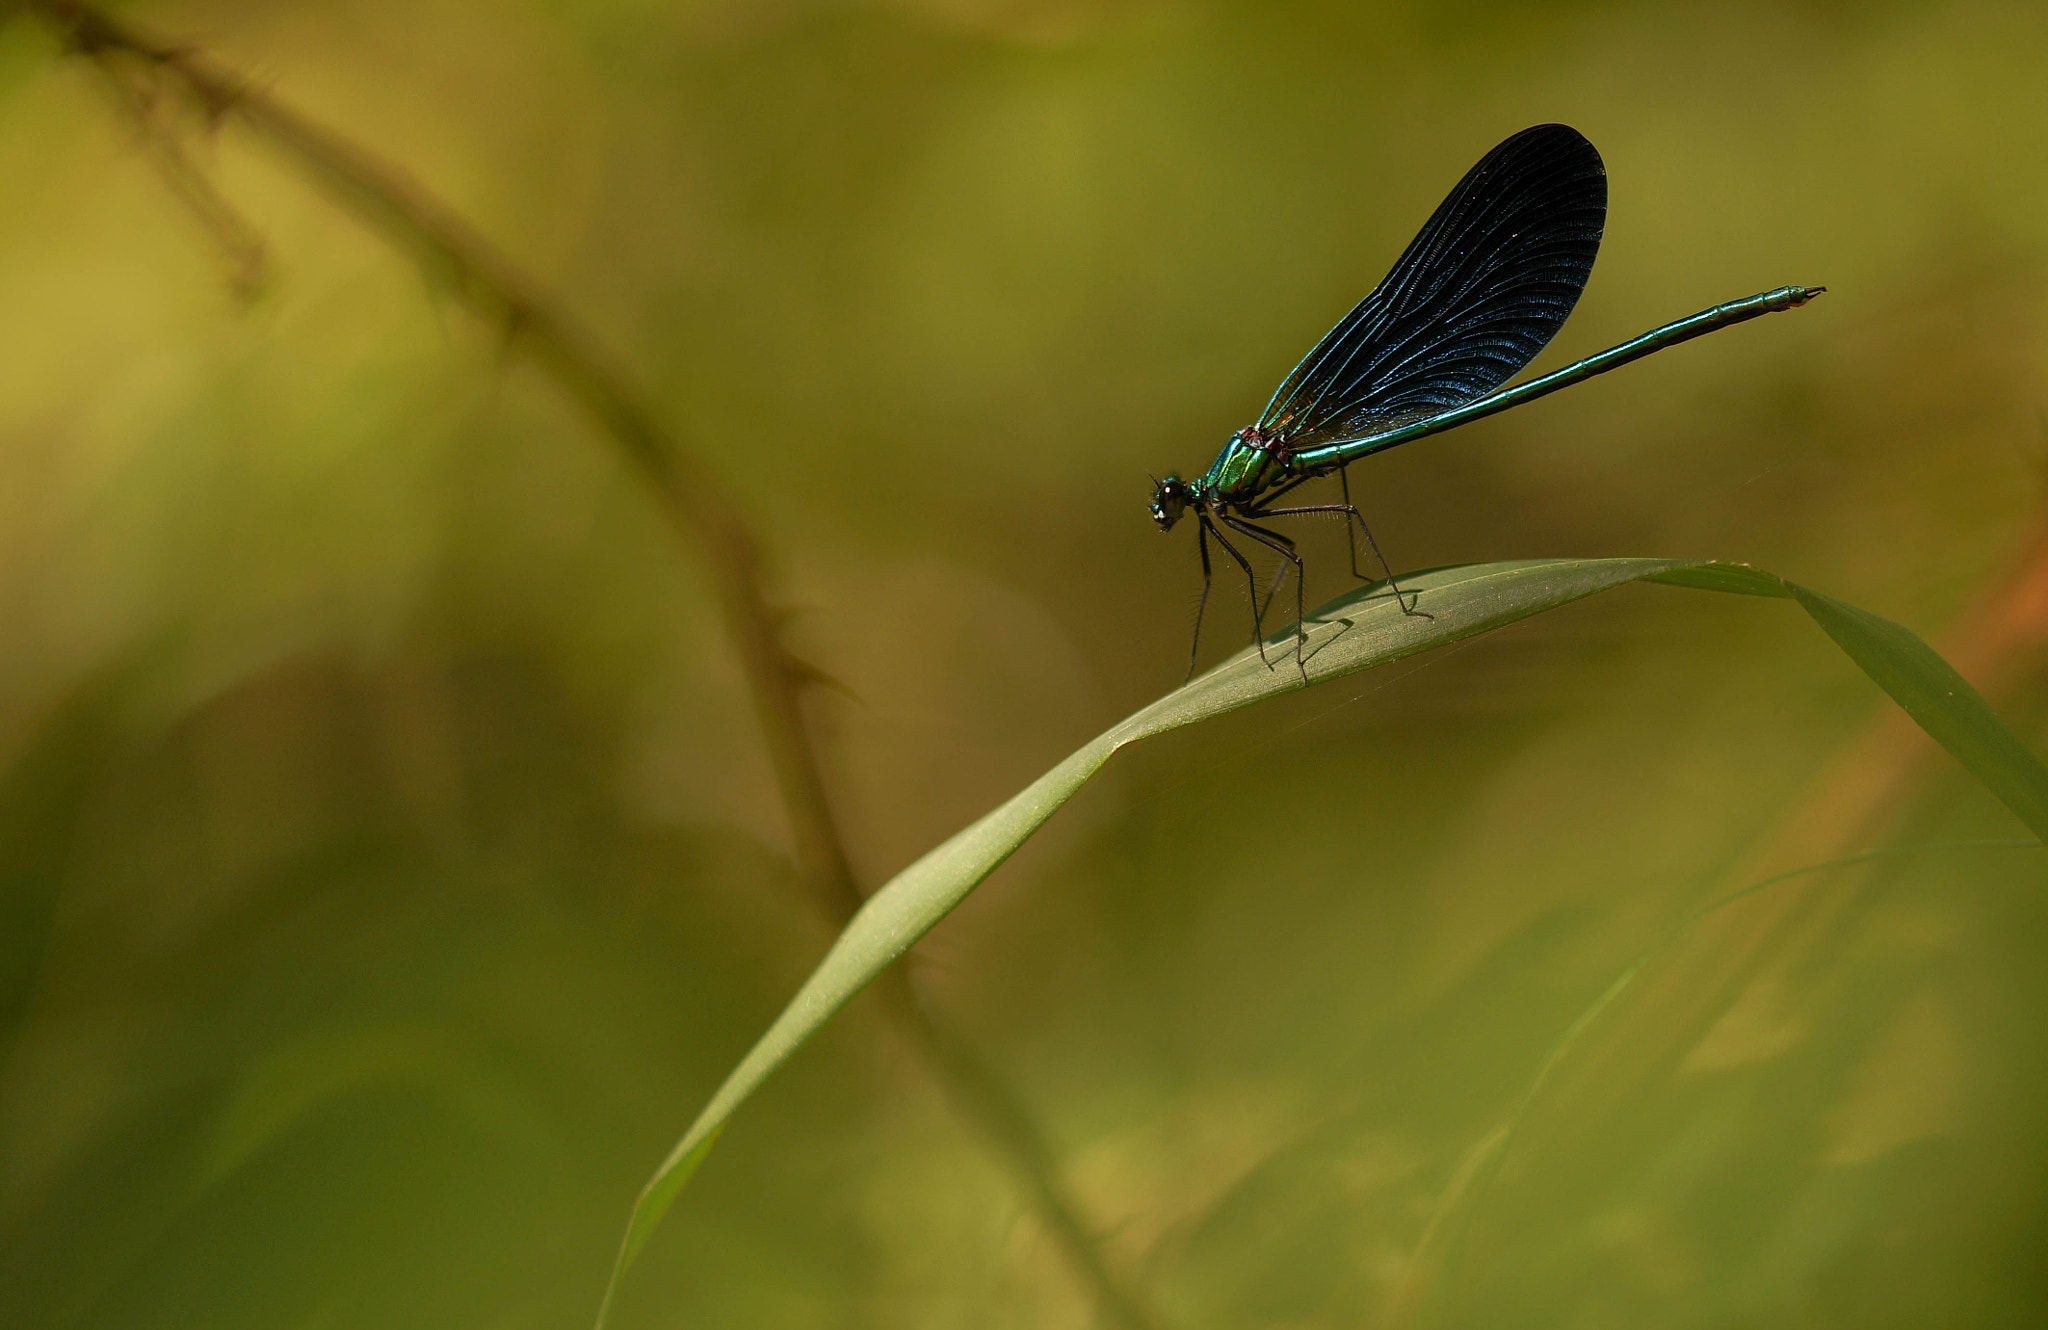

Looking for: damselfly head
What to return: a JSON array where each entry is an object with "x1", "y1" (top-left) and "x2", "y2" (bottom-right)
[{"x1": 1149, "y1": 475, "x2": 1192, "y2": 531}]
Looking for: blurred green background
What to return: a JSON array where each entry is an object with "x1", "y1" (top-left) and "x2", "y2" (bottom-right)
[{"x1": 3, "y1": 0, "x2": 2047, "y2": 1326}]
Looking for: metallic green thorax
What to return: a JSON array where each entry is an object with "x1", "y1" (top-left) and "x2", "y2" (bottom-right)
[{"x1": 1197, "y1": 428, "x2": 1285, "y2": 504}]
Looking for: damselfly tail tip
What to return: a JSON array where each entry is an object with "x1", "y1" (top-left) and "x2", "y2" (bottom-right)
[{"x1": 1759, "y1": 284, "x2": 1825, "y2": 313}]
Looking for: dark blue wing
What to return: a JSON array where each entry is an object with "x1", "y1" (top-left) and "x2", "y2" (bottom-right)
[{"x1": 1257, "y1": 124, "x2": 1605, "y2": 446}]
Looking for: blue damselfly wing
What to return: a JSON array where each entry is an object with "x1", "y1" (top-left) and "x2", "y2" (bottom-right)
[{"x1": 1257, "y1": 124, "x2": 1606, "y2": 448}]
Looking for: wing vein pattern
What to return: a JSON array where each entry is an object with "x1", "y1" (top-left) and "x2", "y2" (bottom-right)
[{"x1": 1258, "y1": 123, "x2": 1606, "y2": 448}]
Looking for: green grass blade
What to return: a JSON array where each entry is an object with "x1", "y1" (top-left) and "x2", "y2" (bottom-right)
[
  {"x1": 594, "y1": 556, "x2": 2048, "y2": 1325},
  {"x1": 1650, "y1": 563, "x2": 2048, "y2": 839},
  {"x1": 1783, "y1": 582, "x2": 2048, "y2": 839}
]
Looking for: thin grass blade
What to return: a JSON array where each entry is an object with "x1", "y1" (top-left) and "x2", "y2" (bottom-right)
[{"x1": 595, "y1": 556, "x2": 2048, "y2": 1326}]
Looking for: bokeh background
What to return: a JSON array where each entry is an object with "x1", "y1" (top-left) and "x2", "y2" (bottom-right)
[{"x1": 3, "y1": 0, "x2": 2047, "y2": 1326}]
